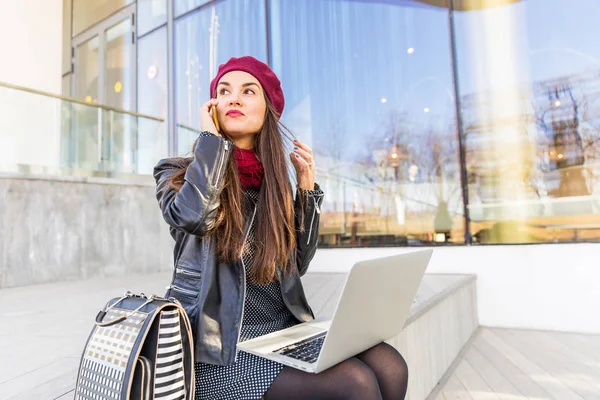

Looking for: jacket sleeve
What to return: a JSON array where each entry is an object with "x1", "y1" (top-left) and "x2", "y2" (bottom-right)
[
  {"x1": 294, "y1": 183, "x2": 325, "y2": 276},
  {"x1": 154, "y1": 134, "x2": 233, "y2": 236}
]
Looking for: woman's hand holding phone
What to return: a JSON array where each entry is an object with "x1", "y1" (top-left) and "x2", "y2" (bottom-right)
[{"x1": 201, "y1": 99, "x2": 221, "y2": 136}]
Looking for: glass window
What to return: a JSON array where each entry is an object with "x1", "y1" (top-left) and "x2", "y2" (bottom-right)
[
  {"x1": 270, "y1": 0, "x2": 463, "y2": 246},
  {"x1": 74, "y1": 36, "x2": 100, "y2": 103},
  {"x1": 454, "y1": 0, "x2": 600, "y2": 243},
  {"x1": 138, "y1": 27, "x2": 169, "y2": 173},
  {"x1": 174, "y1": 0, "x2": 213, "y2": 18},
  {"x1": 104, "y1": 18, "x2": 135, "y2": 110},
  {"x1": 137, "y1": 0, "x2": 168, "y2": 36},
  {"x1": 174, "y1": 0, "x2": 267, "y2": 154},
  {"x1": 73, "y1": 0, "x2": 133, "y2": 36}
]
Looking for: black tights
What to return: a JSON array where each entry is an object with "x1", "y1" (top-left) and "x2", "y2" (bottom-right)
[{"x1": 263, "y1": 342, "x2": 409, "y2": 400}]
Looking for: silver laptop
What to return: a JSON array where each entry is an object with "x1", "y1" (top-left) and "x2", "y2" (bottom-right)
[{"x1": 237, "y1": 250, "x2": 432, "y2": 374}]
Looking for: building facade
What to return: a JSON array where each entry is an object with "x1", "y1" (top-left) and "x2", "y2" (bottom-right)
[
  {"x1": 2, "y1": 0, "x2": 600, "y2": 333},
  {"x1": 59, "y1": 0, "x2": 600, "y2": 248}
]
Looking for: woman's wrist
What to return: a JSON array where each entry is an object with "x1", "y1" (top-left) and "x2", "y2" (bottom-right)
[{"x1": 298, "y1": 183, "x2": 323, "y2": 195}]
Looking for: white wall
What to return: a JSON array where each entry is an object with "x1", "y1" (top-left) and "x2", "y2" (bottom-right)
[
  {"x1": 0, "y1": 0, "x2": 64, "y2": 169},
  {"x1": 309, "y1": 243, "x2": 600, "y2": 334},
  {"x1": 0, "y1": 0, "x2": 63, "y2": 93}
]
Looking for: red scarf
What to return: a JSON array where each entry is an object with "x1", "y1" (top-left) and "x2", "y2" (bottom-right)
[{"x1": 233, "y1": 146, "x2": 264, "y2": 189}]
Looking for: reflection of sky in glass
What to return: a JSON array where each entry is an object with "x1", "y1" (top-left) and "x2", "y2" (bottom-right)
[
  {"x1": 175, "y1": 0, "x2": 213, "y2": 18},
  {"x1": 454, "y1": 0, "x2": 600, "y2": 95},
  {"x1": 270, "y1": 0, "x2": 455, "y2": 167}
]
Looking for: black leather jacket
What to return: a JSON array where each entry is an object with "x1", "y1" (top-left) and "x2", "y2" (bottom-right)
[{"x1": 154, "y1": 134, "x2": 324, "y2": 365}]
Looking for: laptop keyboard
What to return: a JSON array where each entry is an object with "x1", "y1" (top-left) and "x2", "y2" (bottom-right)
[{"x1": 272, "y1": 333, "x2": 327, "y2": 364}]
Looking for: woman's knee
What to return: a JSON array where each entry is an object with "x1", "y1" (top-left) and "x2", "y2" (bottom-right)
[
  {"x1": 391, "y1": 346, "x2": 409, "y2": 379},
  {"x1": 358, "y1": 343, "x2": 409, "y2": 399},
  {"x1": 335, "y1": 358, "x2": 382, "y2": 399},
  {"x1": 362, "y1": 343, "x2": 408, "y2": 374}
]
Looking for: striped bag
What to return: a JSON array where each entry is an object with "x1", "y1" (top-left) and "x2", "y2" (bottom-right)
[{"x1": 74, "y1": 291, "x2": 195, "y2": 400}]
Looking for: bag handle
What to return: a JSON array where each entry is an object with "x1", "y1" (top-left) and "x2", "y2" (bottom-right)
[{"x1": 95, "y1": 292, "x2": 154, "y2": 327}]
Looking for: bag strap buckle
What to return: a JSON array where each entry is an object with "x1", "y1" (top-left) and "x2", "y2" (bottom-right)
[{"x1": 95, "y1": 294, "x2": 155, "y2": 327}]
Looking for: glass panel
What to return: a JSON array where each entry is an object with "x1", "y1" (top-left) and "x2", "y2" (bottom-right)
[
  {"x1": 138, "y1": 0, "x2": 167, "y2": 36},
  {"x1": 69, "y1": 102, "x2": 101, "y2": 170},
  {"x1": 177, "y1": 124, "x2": 200, "y2": 156},
  {"x1": 104, "y1": 18, "x2": 134, "y2": 110},
  {"x1": 174, "y1": 0, "x2": 212, "y2": 18},
  {"x1": 0, "y1": 83, "x2": 165, "y2": 176},
  {"x1": 174, "y1": 0, "x2": 267, "y2": 153},
  {"x1": 270, "y1": 0, "x2": 462, "y2": 246},
  {"x1": 138, "y1": 27, "x2": 169, "y2": 174},
  {"x1": 101, "y1": 111, "x2": 138, "y2": 173},
  {"x1": 454, "y1": 0, "x2": 600, "y2": 243},
  {"x1": 73, "y1": 0, "x2": 133, "y2": 36},
  {"x1": 74, "y1": 36, "x2": 99, "y2": 104}
]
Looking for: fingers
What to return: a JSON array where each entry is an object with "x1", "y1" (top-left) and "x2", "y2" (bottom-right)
[
  {"x1": 290, "y1": 140, "x2": 315, "y2": 190},
  {"x1": 202, "y1": 98, "x2": 219, "y2": 113},
  {"x1": 290, "y1": 152, "x2": 312, "y2": 172},
  {"x1": 293, "y1": 146, "x2": 313, "y2": 166},
  {"x1": 292, "y1": 140, "x2": 314, "y2": 165},
  {"x1": 200, "y1": 99, "x2": 220, "y2": 135},
  {"x1": 290, "y1": 151, "x2": 315, "y2": 191},
  {"x1": 293, "y1": 140, "x2": 313, "y2": 156},
  {"x1": 290, "y1": 146, "x2": 314, "y2": 171}
]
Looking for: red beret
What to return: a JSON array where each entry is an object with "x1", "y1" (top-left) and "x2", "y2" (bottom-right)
[{"x1": 210, "y1": 56, "x2": 285, "y2": 116}]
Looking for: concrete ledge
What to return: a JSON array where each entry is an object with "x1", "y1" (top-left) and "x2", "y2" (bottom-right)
[
  {"x1": 0, "y1": 170, "x2": 155, "y2": 187},
  {"x1": 0, "y1": 271, "x2": 477, "y2": 399},
  {"x1": 302, "y1": 272, "x2": 478, "y2": 400},
  {"x1": 406, "y1": 273, "x2": 476, "y2": 326},
  {"x1": 392, "y1": 277, "x2": 478, "y2": 400}
]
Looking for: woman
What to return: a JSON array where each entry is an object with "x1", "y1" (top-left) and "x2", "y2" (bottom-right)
[{"x1": 154, "y1": 56, "x2": 409, "y2": 400}]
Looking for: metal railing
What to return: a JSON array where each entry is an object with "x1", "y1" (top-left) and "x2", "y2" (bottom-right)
[{"x1": 0, "y1": 81, "x2": 167, "y2": 177}]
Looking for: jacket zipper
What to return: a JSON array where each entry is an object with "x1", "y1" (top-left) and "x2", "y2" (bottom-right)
[
  {"x1": 235, "y1": 204, "x2": 258, "y2": 361},
  {"x1": 213, "y1": 140, "x2": 230, "y2": 186},
  {"x1": 306, "y1": 197, "x2": 321, "y2": 245},
  {"x1": 176, "y1": 267, "x2": 202, "y2": 278},
  {"x1": 169, "y1": 284, "x2": 198, "y2": 297}
]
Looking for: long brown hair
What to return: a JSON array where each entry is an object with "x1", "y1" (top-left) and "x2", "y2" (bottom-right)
[{"x1": 168, "y1": 98, "x2": 301, "y2": 284}]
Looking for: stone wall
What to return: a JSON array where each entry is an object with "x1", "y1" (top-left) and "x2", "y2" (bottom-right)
[{"x1": 0, "y1": 172, "x2": 174, "y2": 288}]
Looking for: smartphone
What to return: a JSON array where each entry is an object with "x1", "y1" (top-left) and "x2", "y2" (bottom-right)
[{"x1": 211, "y1": 105, "x2": 221, "y2": 133}]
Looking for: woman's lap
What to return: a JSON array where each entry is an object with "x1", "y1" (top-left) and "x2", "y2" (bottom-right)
[{"x1": 264, "y1": 343, "x2": 409, "y2": 400}]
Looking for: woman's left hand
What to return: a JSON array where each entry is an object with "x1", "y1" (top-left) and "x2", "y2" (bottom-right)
[{"x1": 290, "y1": 140, "x2": 315, "y2": 191}]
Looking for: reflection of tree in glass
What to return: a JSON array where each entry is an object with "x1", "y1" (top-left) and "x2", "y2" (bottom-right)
[
  {"x1": 414, "y1": 124, "x2": 463, "y2": 237},
  {"x1": 360, "y1": 109, "x2": 462, "y2": 242},
  {"x1": 535, "y1": 81, "x2": 589, "y2": 197},
  {"x1": 461, "y1": 90, "x2": 534, "y2": 203},
  {"x1": 579, "y1": 82, "x2": 600, "y2": 194}
]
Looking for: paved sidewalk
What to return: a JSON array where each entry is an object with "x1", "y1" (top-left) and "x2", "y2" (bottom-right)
[{"x1": 430, "y1": 327, "x2": 600, "y2": 400}]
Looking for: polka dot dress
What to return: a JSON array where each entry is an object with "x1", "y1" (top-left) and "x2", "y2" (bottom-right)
[{"x1": 194, "y1": 188, "x2": 299, "y2": 400}]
